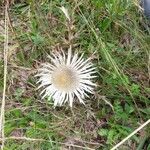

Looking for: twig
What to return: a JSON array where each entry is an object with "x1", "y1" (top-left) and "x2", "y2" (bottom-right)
[
  {"x1": 0, "y1": 1, "x2": 9, "y2": 149},
  {"x1": 0, "y1": 136, "x2": 95, "y2": 150},
  {"x1": 111, "y1": 119, "x2": 150, "y2": 150}
]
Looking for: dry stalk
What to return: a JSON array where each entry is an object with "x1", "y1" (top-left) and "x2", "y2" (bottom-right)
[{"x1": 0, "y1": 1, "x2": 9, "y2": 149}]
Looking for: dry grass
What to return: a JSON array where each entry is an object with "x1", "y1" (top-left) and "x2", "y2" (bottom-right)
[{"x1": 0, "y1": 0, "x2": 150, "y2": 149}]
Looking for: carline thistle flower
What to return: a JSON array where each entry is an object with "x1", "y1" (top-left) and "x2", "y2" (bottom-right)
[{"x1": 36, "y1": 48, "x2": 96, "y2": 107}]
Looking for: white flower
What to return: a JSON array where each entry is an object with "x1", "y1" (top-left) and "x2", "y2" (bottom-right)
[{"x1": 36, "y1": 48, "x2": 96, "y2": 107}]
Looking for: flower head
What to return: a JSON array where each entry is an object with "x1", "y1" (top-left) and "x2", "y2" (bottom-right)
[{"x1": 36, "y1": 48, "x2": 96, "y2": 107}]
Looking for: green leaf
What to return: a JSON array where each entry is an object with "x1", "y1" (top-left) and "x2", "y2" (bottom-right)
[
  {"x1": 107, "y1": 129, "x2": 116, "y2": 143},
  {"x1": 98, "y1": 129, "x2": 108, "y2": 136}
]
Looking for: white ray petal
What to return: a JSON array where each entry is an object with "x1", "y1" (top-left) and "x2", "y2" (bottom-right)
[
  {"x1": 79, "y1": 67, "x2": 96, "y2": 74},
  {"x1": 74, "y1": 58, "x2": 91, "y2": 70},
  {"x1": 59, "y1": 92, "x2": 66, "y2": 105},
  {"x1": 42, "y1": 63, "x2": 56, "y2": 70},
  {"x1": 74, "y1": 90, "x2": 85, "y2": 104},
  {"x1": 68, "y1": 93, "x2": 74, "y2": 107},
  {"x1": 71, "y1": 53, "x2": 78, "y2": 65},
  {"x1": 71, "y1": 54, "x2": 84, "y2": 67},
  {"x1": 79, "y1": 75, "x2": 97, "y2": 79},
  {"x1": 80, "y1": 80, "x2": 97, "y2": 86}
]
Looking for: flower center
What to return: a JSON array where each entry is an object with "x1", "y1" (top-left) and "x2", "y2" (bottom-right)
[{"x1": 52, "y1": 67, "x2": 77, "y2": 92}]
